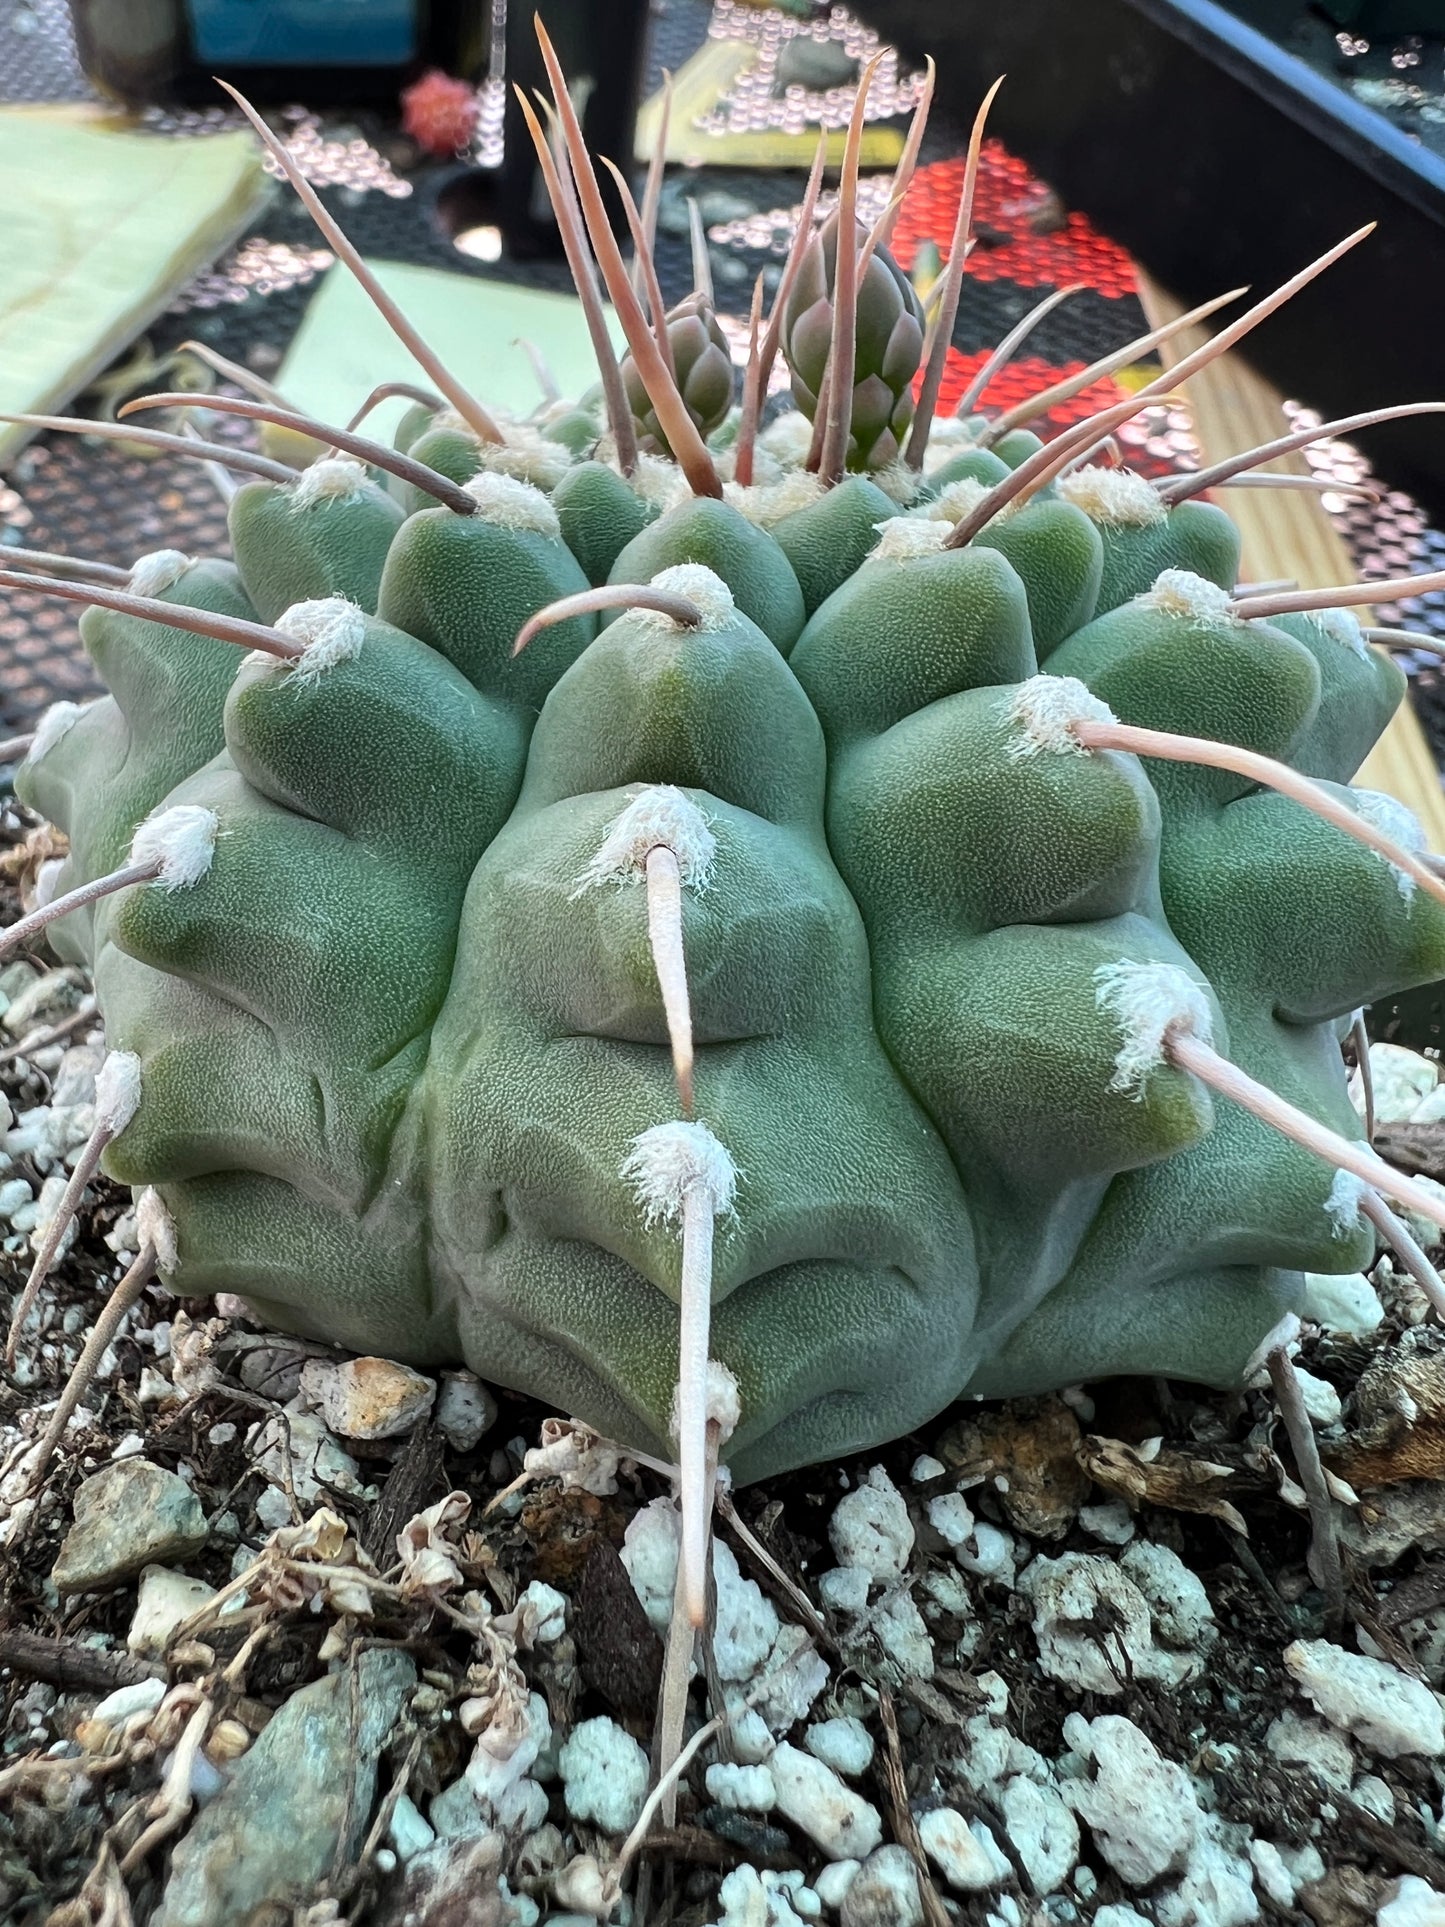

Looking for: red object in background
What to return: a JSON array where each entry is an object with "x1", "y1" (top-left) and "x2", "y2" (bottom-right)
[
  {"x1": 893, "y1": 148, "x2": 1137, "y2": 296},
  {"x1": 931, "y1": 349, "x2": 1127, "y2": 429},
  {"x1": 401, "y1": 70, "x2": 480, "y2": 158}
]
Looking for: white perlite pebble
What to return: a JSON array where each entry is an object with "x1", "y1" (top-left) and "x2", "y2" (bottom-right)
[
  {"x1": 1265, "y1": 1708, "x2": 1355, "y2": 1791},
  {"x1": 805, "y1": 1717, "x2": 874, "y2": 1780},
  {"x1": 1094, "y1": 1910, "x2": 1153, "y2": 1927},
  {"x1": 1352, "y1": 1774, "x2": 1396, "y2": 1823},
  {"x1": 706, "y1": 1762, "x2": 777, "y2": 1812},
  {"x1": 717, "y1": 1865, "x2": 769, "y2": 1927},
  {"x1": 1025, "y1": 1552, "x2": 1200, "y2": 1693},
  {"x1": 840, "y1": 1845, "x2": 922, "y2": 1927},
  {"x1": 127, "y1": 1564, "x2": 216, "y2": 1656},
  {"x1": 916, "y1": 1807, "x2": 1010, "y2": 1893},
  {"x1": 1301, "y1": 1270, "x2": 1384, "y2": 1334},
  {"x1": 1156, "y1": 1823, "x2": 1260, "y2": 1927},
  {"x1": 1080, "y1": 1500, "x2": 1135, "y2": 1545},
  {"x1": 911, "y1": 1455, "x2": 945, "y2": 1483},
  {"x1": 1293, "y1": 1367, "x2": 1344, "y2": 1428},
  {"x1": 557, "y1": 1716, "x2": 650, "y2": 1833},
  {"x1": 519, "y1": 1580, "x2": 567, "y2": 1642},
  {"x1": 829, "y1": 1467, "x2": 913, "y2": 1581},
  {"x1": 1379, "y1": 1876, "x2": 1445, "y2": 1925},
  {"x1": 434, "y1": 1370, "x2": 496, "y2": 1450},
  {"x1": 620, "y1": 1496, "x2": 680, "y2": 1635},
  {"x1": 388, "y1": 1792, "x2": 436, "y2": 1862},
  {"x1": 818, "y1": 1567, "x2": 872, "y2": 1616},
  {"x1": 1250, "y1": 1840, "x2": 1297, "y2": 1908},
  {"x1": 1000, "y1": 1776, "x2": 1078, "y2": 1895},
  {"x1": 91, "y1": 1677, "x2": 167, "y2": 1725},
  {"x1": 769, "y1": 1742, "x2": 883, "y2": 1860},
  {"x1": 1285, "y1": 1640, "x2": 1445, "y2": 1757},
  {"x1": 814, "y1": 1862, "x2": 860, "y2": 1913},
  {"x1": 1120, "y1": 1540, "x2": 1217, "y2": 1651},
  {"x1": 1060, "y1": 1714, "x2": 1198, "y2": 1884},
  {"x1": 1350, "y1": 1042, "x2": 1437, "y2": 1124},
  {"x1": 926, "y1": 1491, "x2": 974, "y2": 1549},
  {"x1": 713, "y1": 1537, "x2": 782, "y2": 1681}
]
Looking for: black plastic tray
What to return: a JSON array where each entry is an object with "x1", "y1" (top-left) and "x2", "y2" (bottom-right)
[{"x1": 869, "y1": 0, "x2": 1445, "y2": 519}]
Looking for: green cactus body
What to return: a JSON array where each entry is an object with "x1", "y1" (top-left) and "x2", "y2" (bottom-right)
[{"x1": 12, "y1": 138, "x2": 1445, "y2": 1486}]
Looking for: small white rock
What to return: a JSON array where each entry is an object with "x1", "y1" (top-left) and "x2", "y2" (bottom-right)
[
  {"x1": 1120, "y1": 1541, "x2": 1216, "y2": 1651},
  {"x1": 910, "y1": 1456, "x2": 946, "y2": 1483},
  {"x1": 866, "y1": 1589, "x2": 935, "y2": 1680},
  {"x1": 1352, "y1": 1773, "x2": 1396, "y2": 1823},
  {"x1": 620, "y1": 1496, "x2": 680, "y2": 1636},
  {"x1": 829, "y1": 1468, "x2": 914, "y2": 1581},
  {"x1": 298, "y1": 1355, "x2": 436, "y2": 1440},
  {"x1": 1156, "y1": 1823, "x2": 1259, "y2": 1927},
  {"x1": 927, "y1": 1492, "x2": 974, "y2": 1548},
  {"x1": 916, "y1": 1807, "x2": 1009, "y2": 1893},
  {"x1": 718, "y1": 1865, "x2": 769, "y2": 1927},
  {"x1": 1249, "y1": 1840, "x2": 1296, "y2": 1908},
  {"x1": 1351, "y1": 1044, "x2": 1436, "y2": 1123},
  {"x1": 1293, "y1": 1367, "x2": 1344, "y2": 1429},
  {"x1": 1285, "y1": 1639, "x2": 1445, "y2": 1758},
  {"x1": 1080, "y1": 1500, "x2": 1135, "y2": 1545},
  {"x1": 1093, "y1": 1909, "x2": 1153, "y2": 1927},
  {"x1": 1265, "y1": 1707, "x2": 1355, "y2": 1790},
  {"x1": 1379, "y1": 1875, "x2": 1445, "y2": 1925},
  {"x1": 819, "y1": 1567, "x2": 872, "y2": 1616},
  {"x1": 814, "y1": 1862, "x2": 860, "y2": 1912},
  {"x1": 389, "y1": 1792, "x2": 436, "y2": 1862},
  {"x1": 557, "y1": 1716, "x2": 650, "y2": 1833},
  {"x1": 805, "y1": 1717, "x2": 874, "y2": 1780},
  {"x1": 955, "y1": 1521, "x2": 1017, "y2": 1588},
  {"x1": 127, "y1": 1565, "x2": 216, "y2": 1657},
  {"x1": 770, "y1": 1742, "x2": 883, "y2": 1860},
  {"x1": 1060, "y1": 1714, "x2": 1198, "y2": 1884},
  {"x1": 1026, "y1": 1552, "x2": 1197, "y2": 1693},
  {"x1": 714, "y1": 1538, "x2": 782, "y2": 1682},
  {"x1": 839, "y1": 1844, "x2": 922, "y2": 1927},
  {"x1": 91, "y1": 1677, "x2": 166, "y2": 1725},
  {"x1": 435, "y1": 1370, "x2": 497, "y2": 1451},
  {"x1": 705, "y1": 1762, "x2": 777, "y2": 1812},
  {"x1": 1301, "y1": 1270, "x2": 1384, "y2": 1334},
  {"x1": 519, "y1": 1580, "x2": 568, "y2": 1642},
  {"x1": 1000, "y1": 1776, "x2": 1078, "y2": 1895}
]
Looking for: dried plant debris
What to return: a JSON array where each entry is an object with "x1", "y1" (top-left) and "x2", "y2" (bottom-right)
[{"x1": 5, "y1": 829, "x2": 1445, "y2": 1923}]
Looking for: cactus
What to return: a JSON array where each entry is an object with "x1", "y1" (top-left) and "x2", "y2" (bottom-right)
[{"x1": 9, "y1": 35, "x2": 1445, "y2": 1600}]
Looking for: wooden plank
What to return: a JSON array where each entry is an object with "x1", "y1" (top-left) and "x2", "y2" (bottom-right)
[{"x1": 1136, "y1": 272, "x2": 1445, "y2": 851}]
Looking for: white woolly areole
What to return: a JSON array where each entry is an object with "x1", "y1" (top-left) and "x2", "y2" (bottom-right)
[
  {"x1": 1313, "y1": 606, "x2": 1369, "y2": 657},
  {"x1": 274, "y1": 596, "x2": 366, "y2": 680},
  {"x1": 571, "y1": 785, "x2": 717, "y2": 896},
  {"x1": 289, "y1": 456, "x2": 369, "y2": 508},
  {"x1": 628, "y1": 452, "x2": 690, "y2": 517},
  {"x1": 636, "y1": 564, "x2": 734, "y2": 633},
  {"x1": 920, "y1": 415, "x2": 976, "y2": 471},
  {"x1": 461, "y1": 470, "x2": 561, "y2": 538},
  {"x1": 128, "y1": 549, "x2": 193, "y2": 597},
  {"x1": 1007, "y1": 674, "x2": 1118, "y2": 757},
  {"x1": 725, "y1": 467, "x2": 821, "y2": 528},
  {"x1": 621, "y1": 1120, "x2": 739, "y2": 1227},
  {"x1": 1094, "y1": 958, "x2": 1214, "y2": 1096},
  {"x1": 95, "y1": 1051, "x2": 143, "y2": 1135},
  {"x1": 916, "y1": 477, "x2": 997, "y2": 525},
  {"x1": 136, "y1": 1186, "x2": 179, "y2": 1274},
  {"x1": 473, "y1": 425, "x2": 573, "y2": 491},
  {"x1": 670, "y1": 1360, "x2": 742, "y2": 1444},
  {"x1": 1353, "y1": 787, "x2": 1427, "y2": 901},
  {"x1": 1057, "y1": 465, "x2": 1168, "y2": 528},
  {"x1": 872, "y1": 516, "x2": 950, "y2": 563},
  {"x1": 1138, "y1": 568, "x2": 1239, "y2": 623},
  {"x1": 871, "y1": 458, "x2": 923, "y2": 507},
  {"x1": 758, "y1": 410, "x2": 815, "y2": 467},
  {"x1": 1325, "y1": 1168, "x2": 1367, "y2": 1237},
  {"x1": 129, "y1": 804, "x2": 220, "y2": 891},
  {"x1": 27, "y1": 700, "x2": 84, "y2": 765}
]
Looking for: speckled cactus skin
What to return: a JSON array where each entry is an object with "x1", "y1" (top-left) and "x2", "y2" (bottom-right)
[{"x1": 16, "y1": 382, "x2": 1445, "y2": 1484}]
